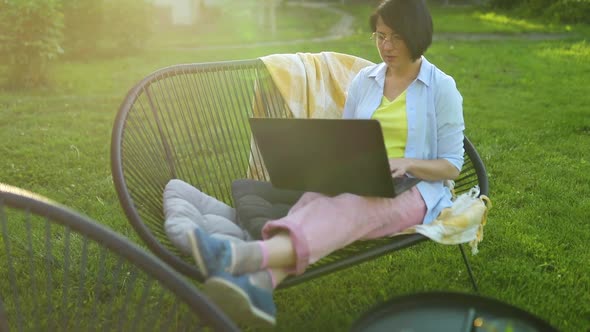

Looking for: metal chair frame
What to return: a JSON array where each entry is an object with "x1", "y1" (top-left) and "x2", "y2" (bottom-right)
[
  {"x1": 0, "y1": 183, "x2": 239, "y2": 332},
  {"x1": 111, "y1": 58, "x2": 489, "y2": 291}
]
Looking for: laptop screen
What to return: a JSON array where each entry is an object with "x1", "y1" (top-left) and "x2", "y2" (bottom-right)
[{"x1": 248, "y1": 118, "x2": 397, "y2": 197}]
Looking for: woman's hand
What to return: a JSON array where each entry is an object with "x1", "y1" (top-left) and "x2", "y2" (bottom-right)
[
  {"x1": 388, "y1": 158, "x2": 460, "y2": 181},
  {"x1": 388, "y1": 158, "x2": 414, "y2": 178}
]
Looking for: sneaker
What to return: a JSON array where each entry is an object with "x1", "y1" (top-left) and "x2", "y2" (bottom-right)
[
  {"x1": 204, "y1": 272, "x2": 276, "y2": 327},
  {"x1": 187, "y1": 227, "x2": 235, "y2": 278}
]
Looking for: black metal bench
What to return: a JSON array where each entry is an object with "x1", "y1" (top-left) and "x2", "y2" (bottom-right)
[{"x1": 111, "y1": 57, "x2": 489, "y2": 290}]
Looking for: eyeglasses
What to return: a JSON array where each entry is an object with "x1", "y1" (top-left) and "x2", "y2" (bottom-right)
[{"x1": 371, "y1": 32, "x2": 403, "y2": 47}]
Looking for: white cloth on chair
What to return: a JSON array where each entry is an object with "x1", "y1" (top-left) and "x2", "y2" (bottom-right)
[
  {"x1": 163, "y1": 179, "x2": 250, "y2": 254},
  {"x1": 396, "y1": 186, "x2": 491, "y2": 254}
]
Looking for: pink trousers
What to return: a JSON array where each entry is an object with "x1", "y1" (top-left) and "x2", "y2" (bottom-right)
[{"x1": 261, "y1": 187, "x2": 426, "y2": 275}]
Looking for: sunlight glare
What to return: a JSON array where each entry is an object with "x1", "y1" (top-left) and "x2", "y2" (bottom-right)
[
  {"x1": 476, "y1": 12, "x2": 545, "y2": 31},
  {"x1": 536, "y1": 41, "x2": 590, "y2": 61}
]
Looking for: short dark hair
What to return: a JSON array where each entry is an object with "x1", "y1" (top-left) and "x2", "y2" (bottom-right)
[{"x1": 369, "y1": 0, "x2": 433, "y2": 60}]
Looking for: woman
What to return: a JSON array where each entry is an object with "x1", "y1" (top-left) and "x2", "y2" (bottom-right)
[{"x1": 188, "y1": 0, "x2": 465, "y2": 327}]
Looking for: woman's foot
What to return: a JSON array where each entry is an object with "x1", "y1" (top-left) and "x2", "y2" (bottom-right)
[
  {"x1": 188, "y1": 228, "x2": 263, "y2": 277},
  {"x1": 204, "y1": 272, "x2": 276, "y2": 327},
  {"x1": 188, "y1": 228, "x2": 234, "y2": 277}
]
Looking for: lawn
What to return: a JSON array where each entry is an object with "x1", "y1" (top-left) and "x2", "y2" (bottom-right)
[{"x1": 1, "y1": 2, "x2": 589, "y2": 331}]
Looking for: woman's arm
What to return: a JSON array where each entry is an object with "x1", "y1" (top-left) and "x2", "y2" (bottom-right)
[
  {"x1": 392, "y1": 72, "x2": 464, "y2": 182},
  {"x1": 435, "y1": 75, "x2": 465, "y2": 174},
  {"x1": 389, "y1": 158, "x2": 460, "y2": 181}
]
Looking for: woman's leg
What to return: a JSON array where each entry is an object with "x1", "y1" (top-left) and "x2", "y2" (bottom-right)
[
  {"x1": 188, "y1": 189, "x2": 424, "y2": 328},
  {"x1": 190, "y1": 188, "x2": 425, "y2": 276},
  {"x1": 262, "y1": 232, "x2": 296, "y2": 268},
  {"x1": 268, "y1": 268, "x2": 289, "y2": 287},
  {"x1": 261, "y1": 187, "x2": 426, "y2": 274},
  {"x1": 287, "y1": 192, "x2": 326, "y2": 215}
]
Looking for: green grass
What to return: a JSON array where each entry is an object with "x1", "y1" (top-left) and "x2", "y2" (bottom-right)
[
  {"x1": 431, "y1": 5, "x2": 570, "y2": 34},
  {"x1": 1, "y1": 2, "x2": 590, "y2": 331}
]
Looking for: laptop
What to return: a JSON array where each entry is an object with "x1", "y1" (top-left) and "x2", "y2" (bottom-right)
[{"x1": 248, "y1": 118, "x2": 420, "y2": 198}]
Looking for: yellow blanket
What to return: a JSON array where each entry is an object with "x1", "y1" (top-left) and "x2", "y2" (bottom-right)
[
  {"x1": 259, "y1": 52, "x2": 375, "y2": 118},
  {"x1": 252, "y1": 52, "x2": 491, "y2": 253}
]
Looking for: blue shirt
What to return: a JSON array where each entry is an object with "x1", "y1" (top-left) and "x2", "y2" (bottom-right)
[{"x1": 343, "y1": 57, "x2": 465, "y2": 224}]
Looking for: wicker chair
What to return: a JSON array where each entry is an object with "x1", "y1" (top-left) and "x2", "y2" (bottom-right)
[
  {"x1": 0, "y1": 183, "x2": 239, "y2": 332},
  {"x1": 111, "y1": 58, "x2": 489, "y2": 290}
]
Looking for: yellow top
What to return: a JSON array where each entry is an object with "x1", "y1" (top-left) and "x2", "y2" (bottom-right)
[{"x1": 371, "y1": 90, "x2": 408, "y2": 158}]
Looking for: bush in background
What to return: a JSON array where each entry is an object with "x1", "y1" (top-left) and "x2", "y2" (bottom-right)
[
  {"x1": 487, "y1": 0, "x2": 590, "y2": 24},
  {"x1": 62, "y1": 0, "x2": 153, "y2": 59},
  {"x1": 62, "y1": 0, "x2": 102, "y2": 58},
  {"x1": 547, "y1": 0, "x2": 590, "y2": 24},
  {"x1": 100, "y1": 0, "x2": 153, "y2": 56},
  {"x1": 0, "y1": 0, "x2": 63, "y2": 89}
]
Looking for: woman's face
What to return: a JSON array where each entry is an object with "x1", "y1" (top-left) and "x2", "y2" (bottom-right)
[{"x1": 374, "y1": 16, "x2": 414, "y2": 70}]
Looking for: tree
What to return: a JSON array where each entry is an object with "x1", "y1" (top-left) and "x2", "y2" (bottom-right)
[
  {"x1": 62, "y1": 0, "x2": 102, "y2": 58},
  {"x1": 0, "y1": 0, "x2": 64, "y2": 88}
]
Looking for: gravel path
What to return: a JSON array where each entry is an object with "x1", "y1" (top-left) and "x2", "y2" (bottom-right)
[{"x1": 179, "y1": 2, "x2": 573, "y2": 51}]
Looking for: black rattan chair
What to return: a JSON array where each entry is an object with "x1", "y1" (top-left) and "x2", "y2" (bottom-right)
[
  {"x1": 111, "y1": 58, "x2": 489, "y2": 291},
  {"x1": 0, "y1": 183, "x2": 240, "y2": 332}
]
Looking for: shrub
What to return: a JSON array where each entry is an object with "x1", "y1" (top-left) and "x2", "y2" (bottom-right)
[
  {"x1": 62, "y1": 0, "x2": 102, "y2": 58},
  {"x1": 524, "y1": 0, "x2": 556, "y2": 14},
  {"x1": 548, "y1": 0, "x2": 590, "y2": 24},
  {"x1": 487, "y1": 0, "x2": 522, "y2": 9},
  {"x1": 61, "y1": 0, "x2": 153, "y2": 59},
  {"x1": 487, "y1": 0, "x2": 590, "y2": 24},
  {"x1": 0, "y1": 0, "x2": 64, "y2": 89},
  {"x1": 100, "y1": 0, "x2": 153, "y2": 56},
  {"x1": 486, "y1": 0, "x2": 555, "y2": 11}
]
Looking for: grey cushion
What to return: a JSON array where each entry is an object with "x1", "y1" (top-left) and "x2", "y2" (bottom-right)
[{"x1": 232, "y1": 179, "x2": 303, "y2": 240}]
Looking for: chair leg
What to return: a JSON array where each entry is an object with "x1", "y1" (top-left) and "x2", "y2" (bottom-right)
[{"x1": 458, "y1": 244, "x2": 479, "y2": 293}]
